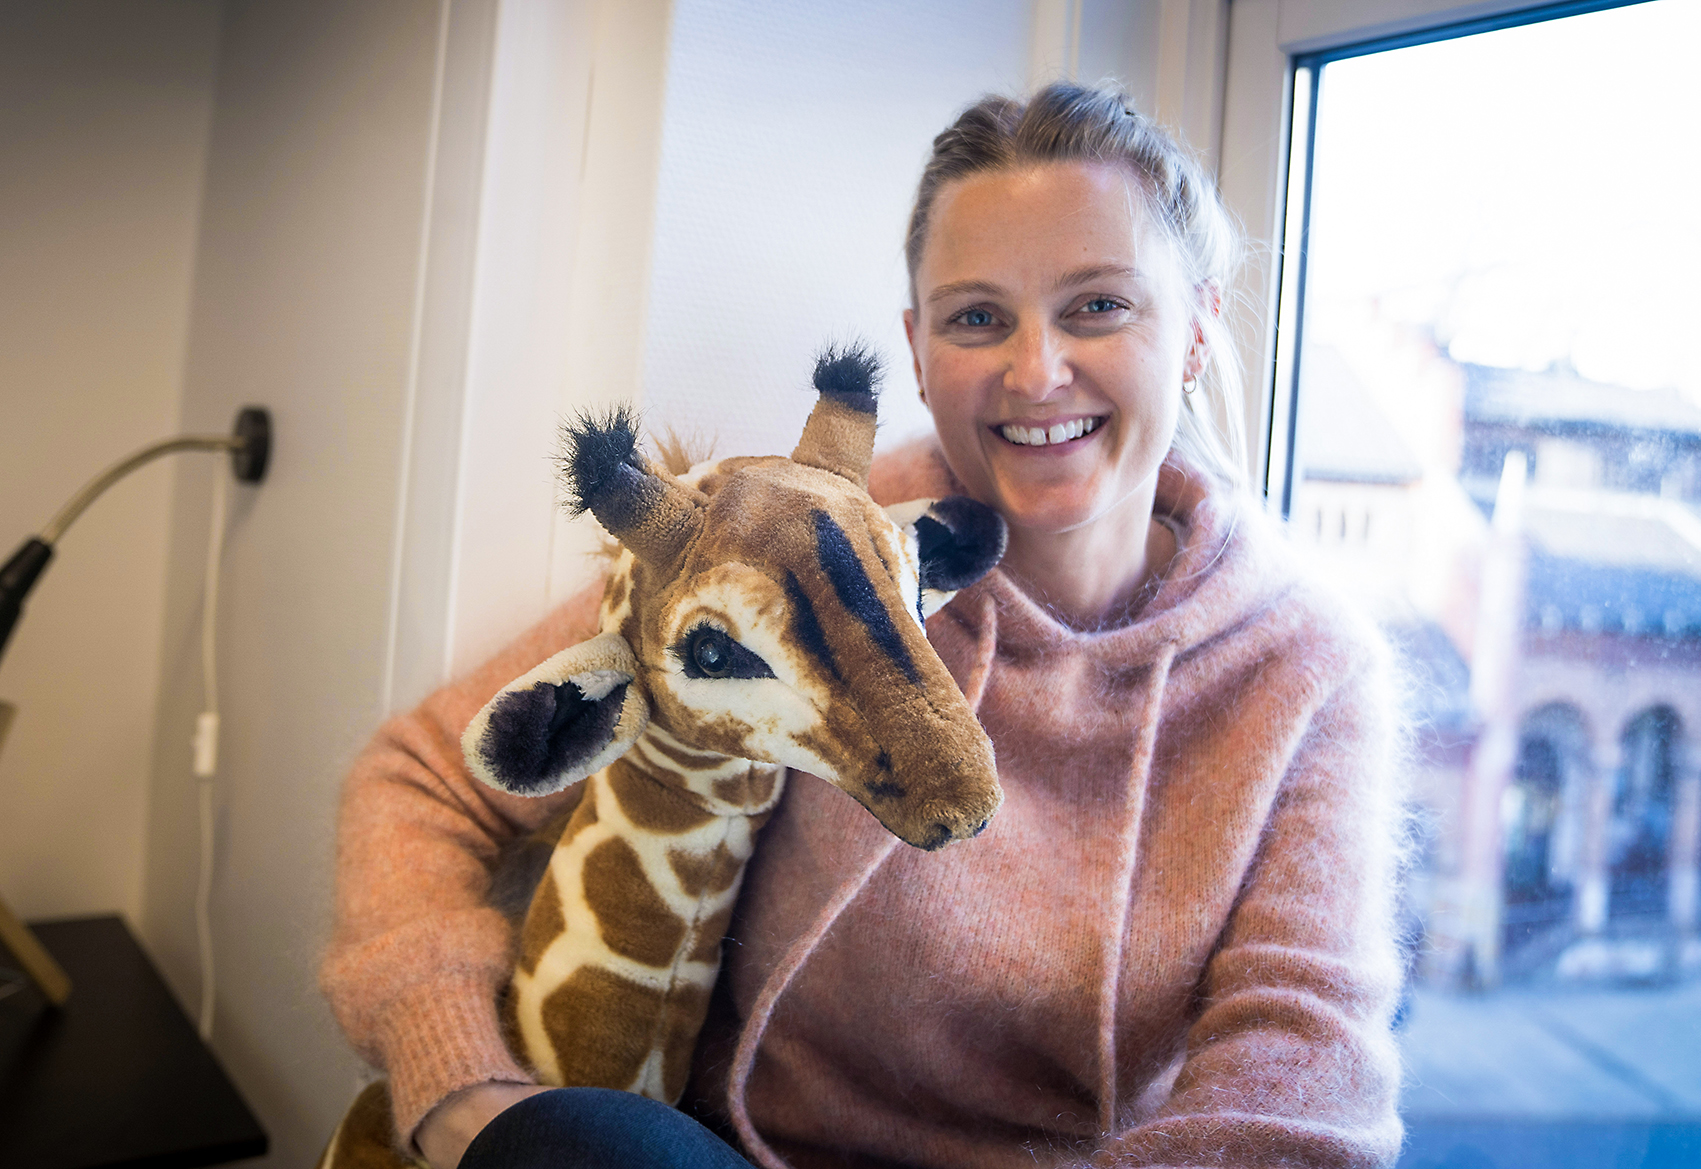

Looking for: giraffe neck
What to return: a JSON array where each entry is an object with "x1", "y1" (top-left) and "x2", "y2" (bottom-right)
[{"x1": 506, "y1": 718, "x2": 786, "y2": 1101}]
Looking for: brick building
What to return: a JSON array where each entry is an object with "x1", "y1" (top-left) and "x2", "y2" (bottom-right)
[{"x1": 1291, "y1": 347, "x2": 1701, "y2": 988}]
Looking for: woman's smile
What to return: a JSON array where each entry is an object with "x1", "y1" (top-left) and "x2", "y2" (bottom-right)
[{"x1": 993, "y1": 415, "x2": 1105, "y2": 448}]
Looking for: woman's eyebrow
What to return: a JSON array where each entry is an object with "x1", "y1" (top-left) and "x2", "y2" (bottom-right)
[
  {"x1": 925, "y1": 278, "x2": 1005, "y2": 305},
  {"x1": 1053, "y1": 263, "x2": 1139, "y2": 291},
  {"x1": 926, "y1": 265, "x2": 1141, "y2": 306}
]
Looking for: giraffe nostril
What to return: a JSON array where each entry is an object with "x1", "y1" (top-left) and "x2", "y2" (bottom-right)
[
  {"x1": 971, "y1": 817, "x2": 989, "y2": 837},
  {"x1": 874, "y1": 749, "x2": 892, "y2": 772}
]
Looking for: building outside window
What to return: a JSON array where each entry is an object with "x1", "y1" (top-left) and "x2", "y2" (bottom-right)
[{"x1": 1268, "y1": 0, "x2": 1701, "y2": 1156}]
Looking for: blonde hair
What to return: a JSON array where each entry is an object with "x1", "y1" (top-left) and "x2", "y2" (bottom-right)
[{"x1": 906, "y1": 83, "x2": 1246, "y2": 488}]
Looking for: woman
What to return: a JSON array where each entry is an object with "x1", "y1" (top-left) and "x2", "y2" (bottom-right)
[{"x1": 322, "y1": 84, "x2": 1407, "y2": 1169}]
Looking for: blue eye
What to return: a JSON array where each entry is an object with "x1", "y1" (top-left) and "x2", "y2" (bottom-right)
[
  {"x1": 957, "y1": 308, "x2": 996, "y2": 328},
  {"x1": 1083, "y1": 298, "x2": 1122, "y2": 314}
]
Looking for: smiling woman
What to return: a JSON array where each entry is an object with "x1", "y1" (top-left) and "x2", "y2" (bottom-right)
[{"x1": 322, "y1": 82, "x2": 1409, "y2": 1169}]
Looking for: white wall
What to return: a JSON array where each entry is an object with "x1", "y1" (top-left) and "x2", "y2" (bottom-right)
[
  {"x1": 1075, "y1": 0, "x2": 1228, "y2": 173},
  {"x1": 442, "y1": 0, "x2": 674, "y2": 682},
  {"x1": 139, "y1": 2, "x2": 458, "y2": 1161},
  {"x1": 0, "y1": 0, "x2": 221, "y2": 925},
  {"x1": 637, "y1": 0, "x2": 1030, "y2": 466}
]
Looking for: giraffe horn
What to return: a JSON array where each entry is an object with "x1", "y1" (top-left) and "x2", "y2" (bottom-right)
[
  {"x1": 791, "y1": 343, "x2": 881, "y2": 489},
  {"x1": 561, "y1": 406, "x2": 702, "y2": 569}
]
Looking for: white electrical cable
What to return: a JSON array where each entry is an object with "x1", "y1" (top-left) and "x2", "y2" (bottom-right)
[{"x1": 193, "y1": 467, "x2": 228, "y2": 1042}]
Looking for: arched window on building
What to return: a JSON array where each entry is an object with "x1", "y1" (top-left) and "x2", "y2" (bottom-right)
[
  {"x1": 1611, "y1": 706, "x2": 1680, "y2": 921},
  {"x1": 1504, "y1": 703, "x2": 1586, "y2": 962}
]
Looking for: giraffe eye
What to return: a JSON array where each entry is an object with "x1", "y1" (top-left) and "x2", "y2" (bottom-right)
[
  {"x1": 673, "y1": 624, "x2": 776, "y2": 680},
  {"x1": 692, "y1": 630, "x2": 731, "y2": 675}
]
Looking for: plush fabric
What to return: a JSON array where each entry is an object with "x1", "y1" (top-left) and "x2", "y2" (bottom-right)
[{"x1": 320, "y1": 438, "x2": 1406, "y2": 1167}]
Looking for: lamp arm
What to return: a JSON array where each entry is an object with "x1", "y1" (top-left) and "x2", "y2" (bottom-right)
[
  {"x1": 39, "y1": 434, "x2": 237, "y2": 544},
  {"x1": 41, "y1": 433, "x2": 233, "y2": 544},
  {"x1": 0, "y1": 407, "x2": 270, "y2": 665}
]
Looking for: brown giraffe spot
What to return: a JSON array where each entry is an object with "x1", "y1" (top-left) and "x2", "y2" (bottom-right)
[
  {"x1": 711, "y1": 765, "x2": 779, "y2": 808},
  {"x1": 687, "y1": 904, "x2": 735, "y2": 965},
  {"x1": 517, "y1": 874, "x2": 565, "y2": 976},
  {"x1": 607, "y1": 760, "x2": 715, "y2": 833},
  {"x1": 667, "y1": 842, "x2": 741, "y2": 898},
  {"x1": 643, "y1": 733, "x2": 732, "y2": 774},
  {"x1": 541, "y1": 966, "x2": 665, "y2": 1091},
  {"x1": 604, "y1": 571, "x2": 629, "y2": 615},
  {"x1": 661, "y1": 981, "x2": 713, "y2": 1103},
  {"x1": 791, "y1": 725, "x2": 855, "y2": 779},
  {"x1": 582, "y1": 837, "x2": 688, "y2": 967}
]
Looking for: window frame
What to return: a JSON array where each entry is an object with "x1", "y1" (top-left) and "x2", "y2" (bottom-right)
[{"x1": 1216, "y1": 0, "x2": 1649, "y2": 512}]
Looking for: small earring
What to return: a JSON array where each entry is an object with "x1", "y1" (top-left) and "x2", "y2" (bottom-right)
[
  {"x1": 918, "y1": 385, "x2": 928, "y2": 403},
  {"x1": 1182, "y1": 377, "x2": 1197, "y2": 395}
]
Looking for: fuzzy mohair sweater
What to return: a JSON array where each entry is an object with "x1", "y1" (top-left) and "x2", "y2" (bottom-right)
[{"x1": 320, "y1": 441, "x2": 1407, "y2": 1168}]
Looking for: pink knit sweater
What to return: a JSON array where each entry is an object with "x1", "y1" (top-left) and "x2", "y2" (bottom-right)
[{"x1": 321, "y1": 442, "x2": 1406, "y2": 1168}]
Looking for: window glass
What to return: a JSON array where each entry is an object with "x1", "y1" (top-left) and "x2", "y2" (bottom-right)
[{"x1": 1278, "y1": 1, "x2": 1701, "y2": 1161}]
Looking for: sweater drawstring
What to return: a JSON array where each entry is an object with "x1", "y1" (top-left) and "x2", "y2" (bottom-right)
[
  {"x1": 729, "y1": 592, "x2": 1002, "y2": 1169},
  {"x1": 961, "y1": 591, "x2": 998, "y2": 711},
  {"x1": 1097, "y1": 640, "x2": 1178, "y2": 1134}
]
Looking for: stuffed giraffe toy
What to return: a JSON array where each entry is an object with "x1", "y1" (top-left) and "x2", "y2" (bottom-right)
[{"x1": 320, "y1": 347, "x2": 1008, "y2": 1166}]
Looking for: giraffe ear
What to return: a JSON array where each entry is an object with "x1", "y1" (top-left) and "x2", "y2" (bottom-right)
[
  {"x1": 886, "y1": 495, "x2": 1008, "y2": 619},
  {"x1": 462, "y1": 632, "x2": 650, "y2": 796}
]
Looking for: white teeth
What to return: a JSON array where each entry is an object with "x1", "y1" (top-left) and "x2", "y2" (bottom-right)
[{"x1": 999, "y1": 417, "x2": 1101, "y2": 446}]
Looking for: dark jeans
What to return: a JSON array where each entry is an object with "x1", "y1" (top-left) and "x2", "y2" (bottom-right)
[{"x1": 459, "y1": 1087, "x2": 755, "y2": 1169}]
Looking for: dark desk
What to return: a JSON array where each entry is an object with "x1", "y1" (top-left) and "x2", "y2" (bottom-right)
[{"x1": 0, "y1": 916, "x2": 267, "y2": 1169}]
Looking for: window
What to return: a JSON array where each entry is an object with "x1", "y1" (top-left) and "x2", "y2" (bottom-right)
[{"x1": 1265, "y1": 1, "x2": 1701, "y2": 1164}]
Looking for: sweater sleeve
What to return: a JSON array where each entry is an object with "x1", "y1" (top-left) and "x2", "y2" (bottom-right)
[
  {"x1": 1093, "y1": 635, "x2": 1408, "y2": 1169},
  {"x1": 319, "y1": 579, "x2": 606, "y2": 1144}
]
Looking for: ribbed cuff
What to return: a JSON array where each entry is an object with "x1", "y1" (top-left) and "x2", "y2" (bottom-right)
[{"x1": 377, "y1": 972, "x2": 535, "y2": 1147}]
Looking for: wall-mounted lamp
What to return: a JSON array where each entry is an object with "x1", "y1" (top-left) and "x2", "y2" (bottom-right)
[
  {"x1": 0, "y1": 407, "x2": 270, "y2": 1011},
  {"x1": 0, "y1": 408, "x2": 270, "y2": 667}
]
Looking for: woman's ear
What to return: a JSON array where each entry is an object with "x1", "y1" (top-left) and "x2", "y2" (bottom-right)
[{"x1": 1185, "y1": 278, "x2": 1223, "y2": 381}]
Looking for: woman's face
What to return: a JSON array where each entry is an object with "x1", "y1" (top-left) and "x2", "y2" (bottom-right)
[{"x1": 905, "y1": 161, "x2": 1204, "y2": 538}]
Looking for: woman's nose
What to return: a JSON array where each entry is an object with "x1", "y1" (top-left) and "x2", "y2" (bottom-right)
[{"x1": 1002, "y1": 323, "x2": 1070, "y2": 400}]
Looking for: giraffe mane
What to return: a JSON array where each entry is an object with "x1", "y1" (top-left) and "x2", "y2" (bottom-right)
[{"x1": 650, "y1": 427, "x2": 713, "y2": 477}]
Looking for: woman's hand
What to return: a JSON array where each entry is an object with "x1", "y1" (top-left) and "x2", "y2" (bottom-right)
[{"x1": 416, "y1": 1081, "x2": 552, "y2": 1169}]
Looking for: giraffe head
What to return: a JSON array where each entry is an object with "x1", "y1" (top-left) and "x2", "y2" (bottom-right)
[{"x1": 465, "y1": 347, "x2": 1006, "y2": 850}]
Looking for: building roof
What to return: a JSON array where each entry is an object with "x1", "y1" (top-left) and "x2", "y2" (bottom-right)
[
  {"x1": 1521, "y1": 488, "x2": 1701, "y2": 637},
  {"x1": 1464, "y1": 363, "x2": 1701, "y2": 438}
]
